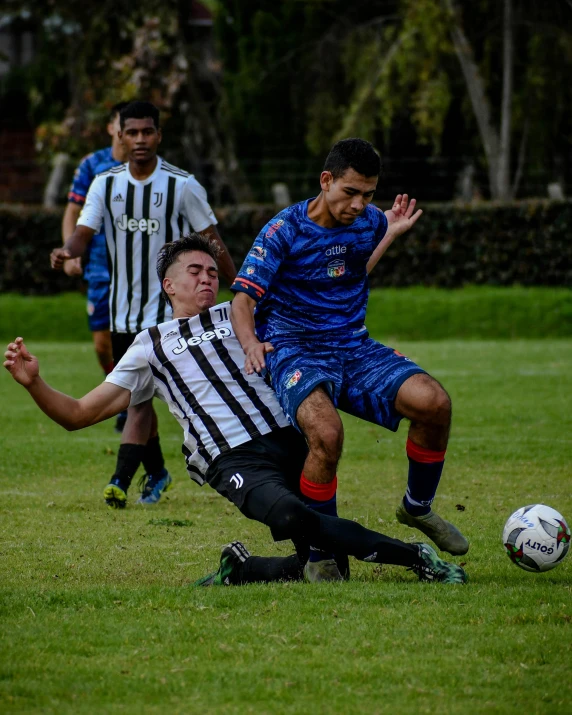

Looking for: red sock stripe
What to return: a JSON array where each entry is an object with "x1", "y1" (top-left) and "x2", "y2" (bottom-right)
[
  {"x1": 406, "y1": 438, "x2": 446, "y2": 464},
  {"x1": 300, "y1": 473, "x2": 338, "y2": 501}
]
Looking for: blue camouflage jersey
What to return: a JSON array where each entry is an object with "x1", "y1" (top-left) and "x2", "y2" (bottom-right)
[
  {"x1": 231, "y1": 199, "x2": 388, "y2": 347},
  {"x1": 68, "y1": 146, "x2": 122, "y2": 283}
]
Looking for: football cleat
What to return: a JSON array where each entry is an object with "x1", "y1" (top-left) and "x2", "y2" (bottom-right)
[
  {"x1": 410, "y1": 543, "x2": 468, "y2": 584},
  {"x1": 136, "y1": 469, "x2": 172, "y2": 505},
  {"x1": 103, "y1": 480, "x2": 128, "y2": 509},
  {"x1": 303, "y1": 558, "x2": 343, "y2": 583},
  {"x1": 194, "y1": 541, "x2": 251, "y2": 586},
  {"x1": 396, "y1": 500, "x2": 469, "y2": 555}
]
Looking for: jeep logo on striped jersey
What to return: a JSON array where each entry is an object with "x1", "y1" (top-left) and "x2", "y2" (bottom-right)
[
  {"x1": 116, "y1": 214, "x2": 160, "y2": 234},
  {"x1": 172, "y1": 327, "x2": 231, "y2": 354}
]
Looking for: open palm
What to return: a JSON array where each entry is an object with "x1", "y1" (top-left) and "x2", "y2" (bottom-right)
[{"x1": 384, "y1": 194, "x2": 423, "y2": 236}]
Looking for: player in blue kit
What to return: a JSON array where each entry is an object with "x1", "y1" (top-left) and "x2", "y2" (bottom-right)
[
  {"x1": 231, "y1": 139, "x2": 469, "y2": 578},
  {"x1": 62, "y1": 101, "x2": 130, "y2": 430}
]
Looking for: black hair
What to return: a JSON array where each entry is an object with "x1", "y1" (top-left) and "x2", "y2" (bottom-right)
[
  {"x1": 119, "y1": 101, "x2": 160, "y2": 129},
  {"x1": 157, "y1": 233, "x2": 220, "y2": 307},
  {"x1": 108, "y1": 101, "x2": 131, "y2": 122},
  {"x1": 323, "y1": 138, "x2": 381, "y2": 179}
]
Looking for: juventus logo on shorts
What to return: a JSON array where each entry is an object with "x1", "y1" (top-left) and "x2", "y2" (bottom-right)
[
  {"x1": 230, "y1": 473, "x2": 244, "y2": 489},
  {"x1": 154, "y1": 192, "x2": 163, "y2": 207}
]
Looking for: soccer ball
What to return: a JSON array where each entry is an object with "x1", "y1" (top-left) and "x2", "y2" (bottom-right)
[{"x1": 503, "y1": 504, "x2": 570, "y2": 572}]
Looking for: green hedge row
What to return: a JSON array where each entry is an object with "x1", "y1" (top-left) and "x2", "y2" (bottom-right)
[{"x1": 1, "y1": 200, "x2": 571, "y2": 294}]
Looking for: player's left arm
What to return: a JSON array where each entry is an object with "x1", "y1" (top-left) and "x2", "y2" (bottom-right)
[
  {"x1": 3, "y1": 338, "x2": 130, "y2": 430},
  {"x1": 181, "y1": 177, "x2": 237, "y2": 284},
  {"x1": 367, "y1": 194, "x2": 423, "y2": 274}
]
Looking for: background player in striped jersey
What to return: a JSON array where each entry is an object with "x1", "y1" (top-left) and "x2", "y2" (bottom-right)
[
  {"x1": 62, "y1": 101, "x2": 130, "y2": 432},
  {"x1": 50, "y1": 101, "x2": 236, "y2": 509},
  {"x1": 231, "y1": 139, "x2": 469, "y2": 578},
  {"x1": 5, "y1": 234, "x2": 467, "y2": 585}
]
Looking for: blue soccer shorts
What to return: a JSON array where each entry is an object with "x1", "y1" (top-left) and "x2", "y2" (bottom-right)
[
  {"x1": 267, "y1": 338, "x2": 425, "y2": 432},
  {"x1": 86, "y1": 280, "x2": 111, "y2": 332}
]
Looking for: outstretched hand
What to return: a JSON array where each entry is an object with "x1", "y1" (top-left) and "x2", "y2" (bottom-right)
[
  {"x1": 244, "y1": 341, "x2": 274, "y2": 375},
  {"x1": 3, "y1": 337, "x2": 40, "y2": 387},
  {"x1": 384, "y1": 194, "x2": 423, "y2": 237}
]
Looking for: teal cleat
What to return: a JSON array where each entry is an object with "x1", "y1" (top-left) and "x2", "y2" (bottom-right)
[
  {"x1": 410, "y1": 543, "x2": 468, "y2": 584},
  {"x1": 194, "y1": 541, "x2": 251, "y2": 587}
]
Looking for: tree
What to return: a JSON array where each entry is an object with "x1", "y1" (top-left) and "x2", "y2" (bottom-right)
[{"x1": 321, "y1": 0, "x2": 572, "y2": 199}]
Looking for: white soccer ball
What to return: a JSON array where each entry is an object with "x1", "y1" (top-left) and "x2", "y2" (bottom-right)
[{"x1": 503, "y1": 504, "x2": 570, "y2": 572}]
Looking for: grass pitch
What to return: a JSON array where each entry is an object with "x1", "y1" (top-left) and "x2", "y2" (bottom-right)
[{"x1": 0, "y1": 308, "x2": 571, "y2": 712}]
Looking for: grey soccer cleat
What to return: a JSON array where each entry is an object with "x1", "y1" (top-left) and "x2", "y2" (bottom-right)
[
  {"x1": 303, "y1": 559, "x2": 343, "y2": 583},
  {"x1": 396, "y1": 500, "x2": 469, "y2": 555},
  {"x1": 410, "y1": 543, "x2": 468, "y2": 584}
]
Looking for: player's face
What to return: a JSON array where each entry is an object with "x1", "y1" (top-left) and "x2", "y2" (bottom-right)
[
  {"x1": 119, "y1": 118, "x2": 161, "y2": 164},
  {"x1": 107, "y1": 114, "x2": 121, "y2": 140},
  {"x1": 164, "y1": 250, "x2": 219, "y2": 314},
  {"x1": 321, "y1": 168, "x2": 378, "y2": 225}
]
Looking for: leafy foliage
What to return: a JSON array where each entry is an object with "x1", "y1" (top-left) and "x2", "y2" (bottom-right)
[{"x1": 2, "y1": 200, "x2": 572, "y2": 296}]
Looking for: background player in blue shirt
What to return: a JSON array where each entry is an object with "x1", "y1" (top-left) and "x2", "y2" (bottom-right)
[
  {"x1": 231, "y1": 138, "x2": 468, "y2": 577},
  {"x1": 62, "y1": 101, "x2": 129, "y2": 432}
]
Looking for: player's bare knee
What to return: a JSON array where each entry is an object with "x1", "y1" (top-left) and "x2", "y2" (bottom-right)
[{"x1": 307, "y1": 421, "x2": 343, "y2": 465}]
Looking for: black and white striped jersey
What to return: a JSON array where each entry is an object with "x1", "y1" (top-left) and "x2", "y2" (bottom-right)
[
  {"x1": 105, "y1": 301, "x2": 290, "y2": 484},
  {"x1": 77, "y1": 157, "x2": 218, "y2": 333}
]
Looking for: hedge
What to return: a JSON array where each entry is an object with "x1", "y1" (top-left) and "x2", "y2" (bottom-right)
[{"x1": 1, "y1": 200, "x2": 571, "y2": 294}]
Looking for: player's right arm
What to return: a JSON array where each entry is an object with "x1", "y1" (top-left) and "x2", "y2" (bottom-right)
[
  {"x1": 59, "y1": 153, "x2": 96, "y2": 276},
  {"x1": 231, "y1": 293, "x2": 273, "y2": 374},
  {"x1": 61, "y1": 203, "x2": 83, "y2": 276},
  {"x1": 51, "y1": 173, "x2": 106, "y2": 270},
  {"x1": 3, "y1": 338, "x2": 130, "y2": 429},
  {"x1": 229, "y1": 214, "x2": 291, "y2": 373}
]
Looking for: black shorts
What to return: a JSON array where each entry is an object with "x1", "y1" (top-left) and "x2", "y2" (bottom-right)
[
  {"x1": 111, "y1": 332, "x2": 138, "y2": 365},
  {"x1": 205, "y1": 427, "x2": 308, "y2": 519}
]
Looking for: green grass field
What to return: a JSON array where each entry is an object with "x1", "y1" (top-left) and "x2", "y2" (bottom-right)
[{"x1": 0, "y1": 292, "x2": 571, "y2": 713}]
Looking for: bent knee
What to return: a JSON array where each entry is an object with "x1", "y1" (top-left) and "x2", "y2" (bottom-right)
[
  {"x1": 398, "y1": 374, "x2": 451, "y2": 423},
  {"x1": 306, "y1": 422, "x2": 343, "y2": 460},
  {"x1": 265, "y1": 497, "x2": 318, "y2": 541}
]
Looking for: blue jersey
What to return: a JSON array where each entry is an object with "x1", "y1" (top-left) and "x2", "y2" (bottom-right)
[
  {"x1": 231, "y1": 199, "x2": 388, "y2": 346},
  {"x1": 68, "y1": 146, "x2": 122, "y2": 283}
]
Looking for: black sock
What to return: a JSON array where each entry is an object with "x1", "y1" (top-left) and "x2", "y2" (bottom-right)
[
  {"x1": 111, "y1": 443, "x2": 146, "y2": 489},
  {"x1": 264, "y1": 495, "x2": 420, "y2": 569},
  {"x1": 142, "y1": 435, "x2": 165, "y2": 476},
  {"x1": 236, "y1": 554, "x2": 304, "y2": 584},
  {"x1": 316, "y1": 513, "x2": 420, "y2": 567}
]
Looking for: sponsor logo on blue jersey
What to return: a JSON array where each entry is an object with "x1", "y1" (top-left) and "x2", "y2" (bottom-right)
[{"x1": 327, "y1": 259, "x2": 345, "y2": 278}]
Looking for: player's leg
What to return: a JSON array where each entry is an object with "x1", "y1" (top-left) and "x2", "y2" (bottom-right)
[
  {"x1": 196, "y1": 429, "x2": 308, "y2": 585},
  {"x1": 393, "y1": 373, "x2": 468, "y2": 554},
  {"x1": 261, "y1": 493, "x2": 466, "y2": 584},
  {"x1": 87, "y1": 280, "x2": 127, "y2": 432},
  {"x1": 92, "y1": 330, "x2": 113, "y2": 374},
  {"x1": 86, "y1": 281, "x2": 113, "y2": 375},
  {"x1": 339, "y1": 340, "x2": 468, "y2": 555},
  {"x1": 195, "y1": 541, "x2": 304, "y2": 587},
  {"x1": 104, "y1": 332, "x2": 151, "y2": 508},
  {"x1": 137, "y1": 406, "x2": 172, "y2": 505},
  {"x1": 268, "y1": 345, "x2": 346, "y2": 575}
]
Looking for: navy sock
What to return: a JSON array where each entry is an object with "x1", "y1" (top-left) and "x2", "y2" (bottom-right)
[
  {"x1": 300, "y1": 474, "x2": 338, "y2": 562},
  {"x1": 403, "y1": 438, "x2": 445, "y2": 517}
]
